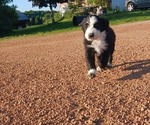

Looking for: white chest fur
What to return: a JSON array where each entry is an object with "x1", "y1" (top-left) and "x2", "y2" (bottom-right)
[
  {"x1": 88, "y1": 40, "x2": 108, "y2": 56},
  {"x1": 87, "y1": 30, "x2": 107, "y2": 56}
]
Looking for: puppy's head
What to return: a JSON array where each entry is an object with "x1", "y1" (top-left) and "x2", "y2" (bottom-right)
[{"x1": 80, "y1": 15, "x2": 109, "y2": 41}]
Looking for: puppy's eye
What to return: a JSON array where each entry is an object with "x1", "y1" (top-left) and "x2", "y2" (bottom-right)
[
  {"x1": 86, "y1": 22, "x2": 89, "y2": 27},
  {"x1": 94, "y1": 23, "x2": 99, "y2": 28}
]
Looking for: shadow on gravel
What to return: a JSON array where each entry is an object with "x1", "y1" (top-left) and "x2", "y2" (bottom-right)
[{"x1": 116, "y1": 59, "x2": 150, "y2": 80}]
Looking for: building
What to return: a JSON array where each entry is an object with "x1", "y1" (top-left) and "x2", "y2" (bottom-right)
[{"x1": 16, "y1": 11, "x2": 29, "y2": 29}]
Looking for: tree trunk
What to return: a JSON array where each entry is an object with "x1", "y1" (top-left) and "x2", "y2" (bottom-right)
[
  {"x1": 49, "y1": 3, "x2": 55, "y2": 23},
  {"x1": 107, "y1": 0, "x2": 111, "y2": 9}
]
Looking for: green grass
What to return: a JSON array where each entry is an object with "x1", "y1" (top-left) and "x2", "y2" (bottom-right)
[
  {"x1": 1, "y1": 10, "x2": 150, "y2": 39},
  {"x1": 103, "y1": 10, "x2": 150, "y2": 25},
  {"x1": 9, "y1": 19, "x2": 79, "y2": 37}
]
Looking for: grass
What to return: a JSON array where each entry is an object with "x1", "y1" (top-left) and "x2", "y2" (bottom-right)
[
  {"x1": 103, "y1": 10, "x2": 150, "y2": 25},
  {"x1": 1, "y1": 10, "x2": 150, "y2": 39},
  {"x1": 9, "y1": 19, "x2": 79, "y2": 37}
]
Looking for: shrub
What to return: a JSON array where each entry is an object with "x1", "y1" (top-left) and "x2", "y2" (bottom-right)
[{"x1": 0, "y1": 5, "x2": 17, "y2": 37}]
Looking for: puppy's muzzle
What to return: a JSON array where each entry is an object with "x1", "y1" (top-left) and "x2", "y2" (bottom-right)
[{"x1": 88, "y1": 33, "x2": 94, "y2": 38}]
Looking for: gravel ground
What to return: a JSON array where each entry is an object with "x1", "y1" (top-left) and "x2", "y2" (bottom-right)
[{"x1": 0, "y1": 21, "x2": 150, "y2": 125}]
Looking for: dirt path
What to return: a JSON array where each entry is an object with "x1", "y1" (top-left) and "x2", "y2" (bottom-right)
[{"x1": 0, "y1": 21, "x2": 150, "y2": 125}]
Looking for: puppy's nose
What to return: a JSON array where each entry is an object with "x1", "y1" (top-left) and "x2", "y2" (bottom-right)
[{"x1": 89, "y1": 33, "x2": 94, "y2": 38}]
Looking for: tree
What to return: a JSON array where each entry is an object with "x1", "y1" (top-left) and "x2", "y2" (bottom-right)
[
  {"x1": 87, "y1": 0, "x2": 109, "y2": 7},
  {"x1": 31, "y1": 16, "x2": 36, "y2": 25},
  {"x1": 0, "y1": 0, "x2": 17, "y2": 37},
  {"x1": 29, "y1": 0, "x2": 68, "y2": 23},
  {"x1": 0, "y1": 0, "x2": 13, "y2": 6},
  {"x1": 44, "y1": 13, "x2": 51, "y2": 24}
]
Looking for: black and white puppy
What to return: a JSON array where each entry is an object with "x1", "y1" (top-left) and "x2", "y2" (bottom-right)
[{"x1": 80, "y1": 15, "x2": 116, "y2": 79}]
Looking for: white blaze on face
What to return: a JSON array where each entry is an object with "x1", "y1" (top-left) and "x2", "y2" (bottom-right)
[
  {"x1": 85, "y1": 16, "x2": 98, "y2": 41},
  {"x1": 85, "y1": 16, "x2": 106, "y2": 42},
  {"x1": 89, "y1": 16, "x2": 98, "y2": 27}
]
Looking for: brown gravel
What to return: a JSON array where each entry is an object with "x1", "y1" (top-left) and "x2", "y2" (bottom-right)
[{"x1": 0, "y1": 21, "x2": 150, "y2": 125}]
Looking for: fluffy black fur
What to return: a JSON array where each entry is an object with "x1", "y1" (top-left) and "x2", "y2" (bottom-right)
[{"x1": 80, "y1": 15, "x2": 116, "y2": 78}]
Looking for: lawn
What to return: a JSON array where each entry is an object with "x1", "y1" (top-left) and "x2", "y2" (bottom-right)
[
  {"x1": 10, "y1": 19, "x2": 78, "y2": 37},
  {"x1": 2, "y1": 10, "x2": 150, "y2": 38},
  {"x1": 104, "y1": 10, "x2": 150, "y2": 25}
]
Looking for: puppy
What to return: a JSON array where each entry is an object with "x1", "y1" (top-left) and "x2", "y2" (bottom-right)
[{"x1": 80, "y1": 15, "x2": 116, "y2": 79}]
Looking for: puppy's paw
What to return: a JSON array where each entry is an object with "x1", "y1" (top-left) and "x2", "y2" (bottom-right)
[
  {"x1": 88, "y1": 69, "x2": 96, "y2": 79},
  {"x1": 96, "y1": 66, "x2": 102, "y2": 72},
  {"x1": 107, "y1": 63, "x2": 113, "y2": 68}
]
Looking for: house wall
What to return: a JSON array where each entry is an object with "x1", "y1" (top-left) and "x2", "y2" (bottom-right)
[{"x1": 111, "y1": 0, "x2": 126, "y2": 10}]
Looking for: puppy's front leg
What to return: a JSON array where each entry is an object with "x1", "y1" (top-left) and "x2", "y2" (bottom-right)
[{"x1": 85, "y1": 47, "x2": 96, "y2": 79}]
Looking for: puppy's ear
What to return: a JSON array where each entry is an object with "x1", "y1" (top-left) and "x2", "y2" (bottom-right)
[
  {"x1": 79, "y1": 18, "x2": 87, "y2": 32},
  {"x1": 100, "y1": 17, "x2": 109, "y2": 31},
  {"x1": 79, "y1": 17, "x2": 86, "y2": 26}
]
